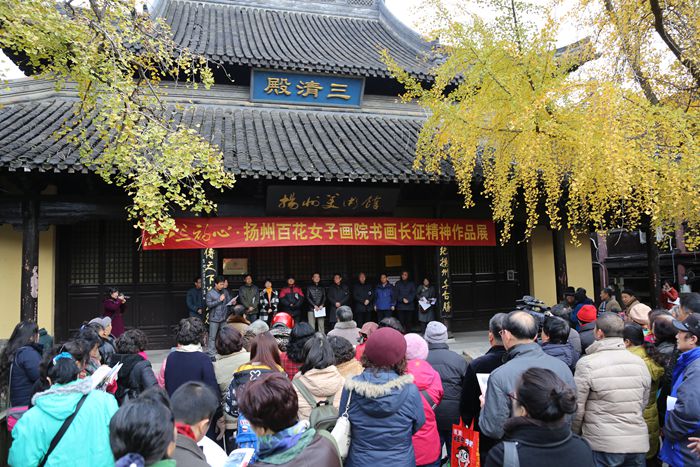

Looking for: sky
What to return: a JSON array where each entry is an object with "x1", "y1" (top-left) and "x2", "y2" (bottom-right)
[{"x1": 0, "y1": 0, "x2": 588, "y2": 80}]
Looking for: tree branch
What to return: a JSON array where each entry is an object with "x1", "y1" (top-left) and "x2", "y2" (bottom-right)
[{"x1": 648, "y1": 0, "x2": 700, "y2": 88}]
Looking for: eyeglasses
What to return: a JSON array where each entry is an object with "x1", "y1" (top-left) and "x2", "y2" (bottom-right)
[{"x1": 507, "y1": 392, "x2": 523, "y2": 405}]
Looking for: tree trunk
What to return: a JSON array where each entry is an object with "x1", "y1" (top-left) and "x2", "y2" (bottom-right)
[{"x1": 553, "y1": 229, "x2": 568, "y2": 302}]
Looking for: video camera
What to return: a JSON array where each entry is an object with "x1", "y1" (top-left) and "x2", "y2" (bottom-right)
[{"x1": 514, "y1": 295, "x2": 552, "y2": 329}]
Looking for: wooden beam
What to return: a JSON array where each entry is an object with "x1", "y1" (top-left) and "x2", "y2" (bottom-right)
[
  {"x1": 20, "y1": 198, "x2": 39, "y2": 322},
  {"x1": 552, "y1": 229, "x2": 568, "y2": 302},
  {"x1": 647, "y1": 228, "x2": 660, "y2": 308}
]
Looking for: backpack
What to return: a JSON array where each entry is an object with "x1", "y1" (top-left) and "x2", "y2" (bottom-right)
[{"x1": 292, "y1": 379, "x2": 339, "y2": 432}]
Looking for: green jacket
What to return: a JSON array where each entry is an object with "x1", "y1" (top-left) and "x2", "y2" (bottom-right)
[
  {"x1": 9, "y1": 378, "x2": 118, "y2": 467},
  {"x1": 628, "y1": 345, "x2": 664, "y2": 458}
]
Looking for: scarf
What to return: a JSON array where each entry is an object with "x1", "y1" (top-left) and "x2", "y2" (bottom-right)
[
  {"x1": 671, "y1": 346, "x2": 700, "y2": 394},
  {"x1": 257, "y1": 421, "x2": 310, "y2": 459},
  {"x1": 176, "y1": 344, "x2": 203, "y2": 353},
  {"x1": 175, "y1": 422, "x2": 197, "y2": 441}
]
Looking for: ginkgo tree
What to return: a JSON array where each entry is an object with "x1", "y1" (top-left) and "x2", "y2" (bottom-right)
[
  {"x1": 383, "y1": 0, "x2": 699, "y2": 248},
  {"x1": 0, "y1": 0, "x2": 235, "y2": 243}
]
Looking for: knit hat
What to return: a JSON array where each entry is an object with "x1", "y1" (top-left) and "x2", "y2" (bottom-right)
[
  {"x1": 363, "y1": 327, "x2": 406, "y2": 367},
  {"x1": 424, "y1": 321, "x2": 448, "y2": 344},
  {"x1": 577, "y1": 305, "x2": 597, "y2": 324},
  {"x1": 359, "y1": 321, "x2": 378, "y2": 337},
  {"x1": 404, "y1": 333, "x2": 429, "y2": 360},
  {"x1": 248, "y1": 319, "x2": 270, "y2": 335},
  {"x1": 89, "y1": 316, "x2": 111, "y2": 328},
  {"x1": 629, "y1": 303, "x2": 652, "y2": 326}
]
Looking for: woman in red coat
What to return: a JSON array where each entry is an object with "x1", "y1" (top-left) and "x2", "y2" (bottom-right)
[
  {"x1": 660, "y1": 280, "x2": 679, "y2": 310},
  {"x1": 103, "y1": 287, "x2": 127, "y2": 337},
  {"x1": 405, "y1": 333, "x2": 444, "y2": 467}
]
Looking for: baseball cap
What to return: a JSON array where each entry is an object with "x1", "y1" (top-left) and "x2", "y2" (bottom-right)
[{"x1": 672, "y1": 313, "x2": 700, "y2": 338}]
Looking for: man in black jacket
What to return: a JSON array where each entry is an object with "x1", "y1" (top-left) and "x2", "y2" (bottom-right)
[
  {"x1": 352, "y1": 272, "x2": 373, "y2": 327},
  {"x1": 306, "y1": 272, "x2": 326, "y2": 333},
  {"x1": 460, "y1": 313, "x2": 507, "y2": 460},
  {"x1": 326, "y1": 273, "x2": 350, "y2": 331},
  {"x1": 395, "y1": 271, "x2": 417, "y2": 332},
  {"x1": 279, "y1": 276, "x2": 305, "y2": 323}
]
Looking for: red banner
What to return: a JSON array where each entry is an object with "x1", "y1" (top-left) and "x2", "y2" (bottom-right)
[{"x1": 143, "y1": 217, "x2": 496, "y2": 250}]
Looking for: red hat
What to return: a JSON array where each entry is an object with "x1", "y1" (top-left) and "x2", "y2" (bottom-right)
[
  {"x1": 271, "y1": 312, "x2": 294, "y2": 329},
  {"x1": 577, "y1": 304, "x2": 597, "y2": 324},
  {"x1": 363, "y1": 327, "x2": 406, "y2": 367}
]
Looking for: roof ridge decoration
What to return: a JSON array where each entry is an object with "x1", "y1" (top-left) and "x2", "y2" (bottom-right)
[{"x1": 154, "y1": 0, "x2": 438, "y2": 79}]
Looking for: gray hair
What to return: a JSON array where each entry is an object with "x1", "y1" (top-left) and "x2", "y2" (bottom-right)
[
  {"x1": 595, "y1": 312, "x2": 624, "y2": 338},
  {"x1": 336, "y1": 306, "x2": 353, "y2": 322},
  {"x1": 489, "y1": 313, "x2": 508, "y2": 342}
]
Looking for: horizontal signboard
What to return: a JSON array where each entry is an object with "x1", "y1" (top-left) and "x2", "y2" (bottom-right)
[{"x1": 251, "y1": 69, "x2": 363, "y2": 108}]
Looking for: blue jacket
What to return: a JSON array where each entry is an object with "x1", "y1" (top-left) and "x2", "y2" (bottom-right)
[
  {"x1": 661, "y1": 347, "x2": 700, "y2": 467},
  {"x1": 9, "y1": 378, "x2": 118, "y2": 467},
  {"x1": 394, "y1": 280, "x2": 417, "y2": 311},
  {"x1": 541, "y1": 342, "x2": 579, "y2": 373},
  {"x1": 186, "y1": 287, "x2": 205, "y2": 316},
  {"x1": 570, "y1": 298, "x2": 593, "y2": 329},
  {"x1": 374, "y1": 283, "x2": 395, "y2": 310},
  {"x1": 340, "y1": 370, "x2": 425, "y2": 467},
  {"x1": 10, "y1": 344, "x2": 43, "y2": 407}
]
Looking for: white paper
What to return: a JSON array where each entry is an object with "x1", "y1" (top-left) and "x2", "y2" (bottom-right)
[
  {"x1": 667, "y1": 396, "x2": 678, "y2": 411},
  {"x1": 476, "y1": 373, "x2": 490, "y2": 395},
  {"x1": 198, "y1": 435, "x2": 229, "y2": 467},
  {"x1": 226, "y1": 295, "x2": 238, "y2": 307},
  {"x1": 314, "y1": 307, "x2": 326, "y2": 318},
  {"x1": 91, "y1": 363, "x2": 122, "y2": 390},
  {"x1": 419, "y1": 297, "x2": 432, "y2": 311}
]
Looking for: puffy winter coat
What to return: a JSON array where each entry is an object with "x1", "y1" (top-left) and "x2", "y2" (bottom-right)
[
  {"x1": 426, "y1": 342, "x2": 467, "y2": 432},
  {"x1": 628, "y1": 345, "x2": 664, "y2": 458},
  {"x1": 573, "y1": 337, "x2": 651, "y2": 453},
  {"x1": 306, "y1": 284, "x2": 325, "y2": 308},
  {"x1": 224, "y1": 363, "x2": 281, "y2": 417},
  {"x1": 279, "y1": 286, "x2": 305, "y2": 317},
  {"x1": 9, "y1": 344, "x2": 42, "y2": 407},
  {"x1": 541, "y1": 342, "x2": 578, "y2": 373},
  {"x1": 373, "y1": 283, "x2": 395, "y2": 310},
  {"x1": 213, "y1": 350, "x2": 251, "y2": 430},
  {"x1": 238, "y1": 284, "x2": 260, "y2": 311},
  {"x1": 292, "y1": 366, "x2": 345, "y2": 421},
  {"x1": 259, "y1": 289, "x2": 279, "y2": 316},
  {"x1": 579, "y1": 321, "x2": 596, "y2": 354},
  {"x1": 407, "y1": 359, "x2": 444, "y2": 465},
  {"x1": 394, "y1": 280, "x2": 417, "y2": 311},
  {"x1": 340, "y1": 369, "x2": 425, "y2": 467},
  {"x1": 480, "y1": 343, "x2": 576, "y2": 440},
  {"x1": 327, "y1": 321, "x2": 362, "y2": 345},
  {"x1": 109, "y1": 353, "x2": 158, "y2": 404},
  {"x1": 660, "y1": 346, "x2": 700, "y2": 467},
  {"x1": 9, "y1": 378, "x2": 118, "y2": 467},
  {"x1": 256, "y1": 425, "x2": 341, "y2": 467},
  {"x1": 206, "y1": 288, "x2": 229, "y2": 323}
]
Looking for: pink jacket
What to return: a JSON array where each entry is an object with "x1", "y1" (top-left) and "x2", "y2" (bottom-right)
[{"x1": 407, "y1": 359, "x2": 444, "y2": 465}]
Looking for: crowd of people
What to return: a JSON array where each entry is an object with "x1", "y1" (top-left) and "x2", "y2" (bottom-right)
[{"x1": 1, "y1": 280, "x2": 700, "y2": 467}]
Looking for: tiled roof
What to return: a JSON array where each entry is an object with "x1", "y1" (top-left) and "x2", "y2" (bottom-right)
[
  {"x1": 0, "y1": 97, "x2": 452, "y2": 183},
  {"x1": 158, "y1": 0, "x2": 436, "y2": 79}
]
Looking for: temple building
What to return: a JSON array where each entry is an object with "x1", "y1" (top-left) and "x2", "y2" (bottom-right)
[{"x1": 0, "y1": 0, "x2": 595, "y2": 346}]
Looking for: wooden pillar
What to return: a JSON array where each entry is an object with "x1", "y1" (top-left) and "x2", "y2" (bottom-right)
[
  {"x1": 647, "y1": 228, "x2": 660, "y2": 308},
  {"x1": 20, "y1": 198, "x2": 40, "y2": 323},
  {"x1": 437, "y1": 246, "x2": 452, "y2": 336},
  {"x1": 200, "y1": 247, "x2": 218, "y2": 296},
  {"x1": 552, "y1": 229, "x2": 568, "y2": 302}
]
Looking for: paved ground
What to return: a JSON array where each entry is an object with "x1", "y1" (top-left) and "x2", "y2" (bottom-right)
[{"x1": 149, "y1": 329, "x2": 490, "y2": 373}]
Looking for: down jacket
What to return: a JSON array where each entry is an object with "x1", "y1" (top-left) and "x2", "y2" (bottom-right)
[
  {"x1": 426, "y1": 342, "x2": 467, "y2": 432},
  {"x1": 628, "y1": 345, "x2": 664, "y2": 459},
  {"x1": 9, "y1": 378, "x2": 118, "y2": 467},
  {"x1": 340, "y1": 369, "x2": 425, "y2": 467},
  {"x1": 407, "y1": 359, "x2": 444, "y2": 465},
  {"x1": 573, "y1": 337, "x2": 651, "y2": 454},
  {"x1": 292, "y1": 366, "x2": 345, "y2": 422}
]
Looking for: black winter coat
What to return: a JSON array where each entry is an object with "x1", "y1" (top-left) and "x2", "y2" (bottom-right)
[
  {"x1": 541, "y1": 342, "x2": 578, "y2": 373},
  {"x1": 9, "y1": 344, "x2": 42, "y2": 407},
  {"x1": 427, "y1": 342, "x2": 468, "y2": 431},
  {"x1": 485, "y1": 418, "x2": 594, "y2": 467},
  {"x1": 394, "y1": 280, "x2": 417, "y2": 311},
  {"x1": 99, "y1": 336, "x2": 116, "y2": 364},
  {"x1": 460, "y1": 346, "x2": 506, "y2": 458},
  {"x1": 352, "y1": 282, "x2": 373, "y2": 315},
  {"x1": 109, "y1": 353, "x2": 158, "y2": 404},
  {"x1": 306, "y1": 284, "x2": 325, "y2": 309},
  {"x1": 326, "y1": 283, "x2": 350, "y2": 323},
  {"x1": 579, "y1": 322, "x2": 596, "y2": 354}
]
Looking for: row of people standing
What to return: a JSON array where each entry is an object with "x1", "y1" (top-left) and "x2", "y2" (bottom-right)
[{"x1": 186, "y1": 270, "x2": 439, "y2": 337}]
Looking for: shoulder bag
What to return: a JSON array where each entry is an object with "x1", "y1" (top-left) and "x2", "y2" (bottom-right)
[{"x1": 330, "y1": 389, "x2": 352, "y2": 460}]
